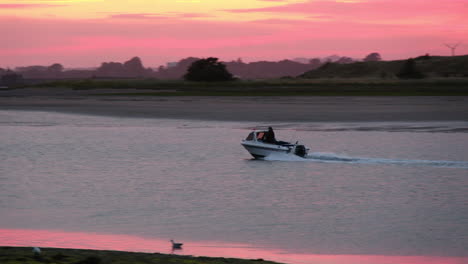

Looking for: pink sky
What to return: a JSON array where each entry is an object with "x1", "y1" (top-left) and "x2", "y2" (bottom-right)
[{"x1": 0, "y1": 0, "x2": 467, "y2": 68}]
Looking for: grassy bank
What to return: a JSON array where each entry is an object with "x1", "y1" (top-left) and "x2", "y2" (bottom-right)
[
  {"x1": 0, "y1": 247, "x2": 283, "y2": 264},
  {"x1": 18, "y1": 78, "x2": 468, "y2": 96}
]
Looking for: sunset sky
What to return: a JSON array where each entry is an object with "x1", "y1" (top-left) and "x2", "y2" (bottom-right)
[{"x1": 1, "y1": 0, "x2": 467, "y2": 68}]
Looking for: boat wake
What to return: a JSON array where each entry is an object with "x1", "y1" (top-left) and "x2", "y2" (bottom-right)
[{"x1": 264, "y1": 152, "x2": 468, "y2": 168}]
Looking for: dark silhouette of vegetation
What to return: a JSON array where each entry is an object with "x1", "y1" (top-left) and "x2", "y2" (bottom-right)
[
  {"x1": 226, "y1": 59, "x2": 319, "y2": 79},
  {"x1": 0, "y1": 246, "x2": 280, "y2": 264},
  {"x1": 301, "y1": 55, "x2": 468, "y2": 79},
  {"x1": 363, "y1": 52, "x2": 382, "y2": 62},
  {"x1": 184, "y1": 57, "x2": 234, "y2": 82},
  {"x1": 156, "y1": 57, "x2": 199, "y2": 79},
  {"x1": 96, "y1": 57, "x2": 151, "y2": 78},
  {"x1": 24, "y1": 78, "x2": 468, "y2": 96},
  {"x1": 76, "y1": 256, "x2": 101, "y2": 264},
  {"x1": 309, "y1": 58, "x2": 322, "y2": 68},
  {"x1": 48, "y1": 63, "x2": 64, "y2": 73},
  {"x1": 14, "y1": 63, "x2": 64, "y2": 79},
  {"x1": 52, "y1": 253, "x2": 69, "y2": 261},
  {"x1": 1, "y1": 70, "x2": 23, "y2": 86},
  {"x1": 397, "y1": 58, "x2": 425, "y2": 79},
  {"x1": 336, "y1": 56, "x2": 354, "y2": 64},
  {"x1": 415, "y1": 54, "x2": 431, "y2": 61},
  {"x1": 156, "y1": 57, "x2": 326, "y2": 79},
  {"x1": 5, "y1": 54, "x2": 468, "y2": 81}
]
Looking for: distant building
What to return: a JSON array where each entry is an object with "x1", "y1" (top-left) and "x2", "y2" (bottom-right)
[{"x1": 166, "y1": 62, "x2": 178, "y2": 68}]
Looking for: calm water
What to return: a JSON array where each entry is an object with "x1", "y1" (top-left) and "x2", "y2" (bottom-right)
[{"x1": 1, "y1": 110, "x2": 468, "y2": 263}]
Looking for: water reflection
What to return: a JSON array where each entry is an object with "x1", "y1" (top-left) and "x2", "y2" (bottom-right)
[
  {"x1": 1, "y1": 229, "x2": 466, "y2": 264},
  {"x1": 1, "y1": 111, "x2": 468, "y2": 261}
]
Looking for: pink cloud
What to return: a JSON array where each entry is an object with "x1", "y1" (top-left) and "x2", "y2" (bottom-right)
[
  {"x1": 250, "y1": 18, "x2": 311, "y2": 24},
  {"x1": 0, "y1": 13, "x2": 467, "y2": 68},
  {"x1": 0, "y1": 4, "x2": 65, "y2": 8},
  {"x1": 225, "y1": 0, "x2": 468, "y2": 22}
]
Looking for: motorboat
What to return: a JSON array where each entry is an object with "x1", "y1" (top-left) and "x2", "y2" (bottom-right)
[{"x1": 241, "y1": 128, "x2": 309, "y2": 159}]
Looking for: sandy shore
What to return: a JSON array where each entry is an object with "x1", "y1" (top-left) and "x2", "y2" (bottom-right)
[{"x1": 1, "y1": 88, "x2": 467, "y2": 122}]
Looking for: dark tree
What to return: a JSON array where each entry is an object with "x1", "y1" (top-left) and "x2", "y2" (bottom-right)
[
  {"x1": 123, "y1": 56, "x2": 151, "y2": 77},
  {"x1": 124, "y1": 57, "x2": 144, "y2": 72},
  {"x1": 363, "y1": 52, "x2": 382, "y2": 62},
  {"x1": 46, "y1": 63, "x2": 64, "y2": 78},
  {"x1": 184, "y1": 57, "x2": 234, "y2": 82},
  {"x1": 95, "y1": 57, "x2": 151, "y2": 78},
  {"x1": 97, "y1": 62, "x2": 124, "y2": 76},
  {"x1": 48, "y1": 63, "x2": 64, "y2": 73},
  {"x1": 397, "y1": 58, "x2": 425, "y2": 79}
]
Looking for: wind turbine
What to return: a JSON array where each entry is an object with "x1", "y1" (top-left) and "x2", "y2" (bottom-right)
[{"x1": 444, "y1": 42, "x2": 461, "y2": 56}]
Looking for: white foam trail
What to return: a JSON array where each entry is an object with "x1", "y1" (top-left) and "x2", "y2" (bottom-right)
[
  {"x1": 307, "y1": 152, "x2": 358, "y2": 162},
  {"x1": 306, "y1": 152, "x2": 468, "y2": 168},
  {"x1": 263, "y1": 152, "x2": 468, "y2": 168},
  {"x1": 263, "y1": 152, "x2": 308, "y2": 161}
]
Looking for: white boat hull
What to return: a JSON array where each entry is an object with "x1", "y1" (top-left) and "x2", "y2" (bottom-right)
[
  {"x1": 241, "y1": 141, "x2": 291, "y2": 159},
  {"x1": 241, "y1": 129, "x2": 309, "y2": 159}
]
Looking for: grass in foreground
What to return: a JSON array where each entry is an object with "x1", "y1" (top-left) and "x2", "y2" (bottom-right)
[
  {"x1": 0, "y1": 247, "x2": 284, "y2": 264},
  {"x1": 24, "y1": 78, "x2": 468, "y2": 96}
]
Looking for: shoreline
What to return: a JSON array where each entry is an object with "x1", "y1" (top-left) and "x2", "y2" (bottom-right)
[
  {"x1": 0, "y1": 246, "x2": 282, "y2": 264},
  {"x1": 1, "y1": 89, "x2": 468, "y2": 122},
  {"x1": 2, "y1": 243, "x2": 467, "y2": 264}
]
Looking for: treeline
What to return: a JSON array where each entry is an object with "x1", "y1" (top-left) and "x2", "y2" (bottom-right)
[
  {"x1": 2, "y1": 53, "x2": 467, "y2": 85},
  {"x1": 0, "y1": 53, "x2": 380, "y2": 82},
  {"x1": 300, "y1": 54, "x2": 468, "y2": 79},
  {"x1": 1, "y1": 57, "x2": 320, "y2": 80}
]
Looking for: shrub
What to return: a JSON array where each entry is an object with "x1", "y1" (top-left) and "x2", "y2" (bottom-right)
[
  {"x1": 397, "y1": 59, "x2": 425, "y2": 79},
  {"x1": 184, "y1": 57, "x2": 234, "y2": 82}
]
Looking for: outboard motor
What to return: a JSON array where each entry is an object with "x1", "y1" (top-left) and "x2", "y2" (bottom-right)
[{"x1": 294, "y1": 145, "x2": 307, "y2": 157}]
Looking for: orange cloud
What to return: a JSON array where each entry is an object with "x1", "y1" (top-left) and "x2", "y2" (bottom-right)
[
  {"x1": 109, "y1": 13, "x2": 171, "y2": 20},
  {"x1": 108, "y1": 12, "x2": 213, "y2": 20}
]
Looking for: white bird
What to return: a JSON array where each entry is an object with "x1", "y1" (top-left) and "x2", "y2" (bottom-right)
[
  {"x1": 170, "y1": 239, "x2": 183, "y2": 249},
  {"x1": 32, "y1": 247, "x2": 41, "y2": 255}
]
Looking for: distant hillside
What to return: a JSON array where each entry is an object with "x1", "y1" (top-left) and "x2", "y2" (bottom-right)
[
  {"x1": 5, "y1": 57, "x2": 320, "y2": 80},
  {"x1": 300, "y1": 55, "x2": 468, "y2": 79},
  {"x1": 5, "y1": 55, "x2": 467, "y2": 82},
  {"x1": 157, "y1": 58, "x2": 319, "y2": 79},
  {"x1": 225, "y1": 60, "x2": 316, "y2": 79}
]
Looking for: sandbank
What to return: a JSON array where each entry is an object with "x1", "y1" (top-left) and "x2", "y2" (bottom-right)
[{"x1": 1, "y1": 88, "x2": 467, "y2": 122}]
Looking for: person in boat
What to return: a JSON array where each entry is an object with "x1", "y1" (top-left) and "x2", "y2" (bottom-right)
[{"x1": 264, "y1": 126, "x2": 277, "y2": 144}]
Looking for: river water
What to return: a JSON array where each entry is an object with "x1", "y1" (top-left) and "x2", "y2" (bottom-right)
[{"x1": 1, "y1": 110, "x2": 467, "y2": 264}]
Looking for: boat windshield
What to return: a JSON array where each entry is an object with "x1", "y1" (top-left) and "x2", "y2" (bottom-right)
[
  {"x1": 256, "y1": 132, "x2": 265, "y2": 141},
  {"x1": 245, "y1": 132, "x2": 255, "y2": 141}
]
